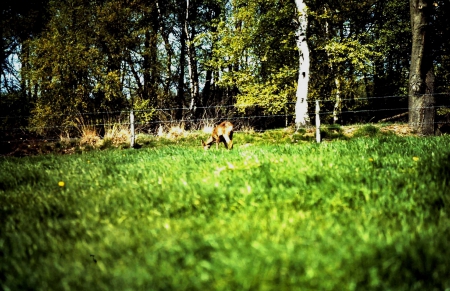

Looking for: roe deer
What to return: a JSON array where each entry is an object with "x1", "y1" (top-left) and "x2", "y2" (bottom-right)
[{"x1": 202, "y1": 121, "x2": 234, "y2": 150}]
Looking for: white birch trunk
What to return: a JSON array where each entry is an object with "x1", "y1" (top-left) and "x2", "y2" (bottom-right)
[{"x1": 294, "y1": 0, "x2": 310, "y2": 128}]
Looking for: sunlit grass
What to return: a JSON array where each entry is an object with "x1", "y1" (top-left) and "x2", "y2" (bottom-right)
[{"x1": 1, "y1": 134, "x2": 450, "y2": 290}]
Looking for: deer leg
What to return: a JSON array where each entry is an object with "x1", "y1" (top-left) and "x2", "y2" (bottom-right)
[{"x1": 223, "y1": 135, "x2": 232, "y2": 150}]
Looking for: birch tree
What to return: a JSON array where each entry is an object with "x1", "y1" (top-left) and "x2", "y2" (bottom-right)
[{"x1": 294, "y1": 0, "x2": 310, "y2": 128}]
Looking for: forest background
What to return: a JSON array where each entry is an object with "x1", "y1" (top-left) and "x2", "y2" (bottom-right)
[{"x1": 1, "y1": 0, "x2": 450, "y2": 139}]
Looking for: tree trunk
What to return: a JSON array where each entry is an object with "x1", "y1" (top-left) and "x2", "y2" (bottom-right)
[
  {"x1": 0, "y1": 9, "x2": 6, "y2": 91},
  {"x1": 156, "y1": 0, "x2": 173, "y2": 100},
  {"x1": 142, "y1": 30, "x2": 152, "y2": 103},
  {"x1": 200, "y1": 3, "x2": 221, "y2": 113},
  {"x1": 294, "y1": 0, "x2": 310, "y2": 128},
  {"x1": 333, "y1": 78, "x2": 341, "y2": 124},
  {"x1": 409, "y1": 0, "x2": 435, "y2": 135},
  {"x1": 324, "y1": 8, "x2": 341, "y2": 125},
  {"x1": 176, "y1": 11, "x2": 187, "y2": 121},
  {"x1": 185, "y1": 0, "x2": 200, "y2": 123}
]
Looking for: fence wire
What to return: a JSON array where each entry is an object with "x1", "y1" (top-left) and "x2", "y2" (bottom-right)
[
  {"x1": 1, "y1": 93, "x2": 449, "y2": 145},
  {"x1": 2, "y1": 93, "x2": 449, "y2": 120}
]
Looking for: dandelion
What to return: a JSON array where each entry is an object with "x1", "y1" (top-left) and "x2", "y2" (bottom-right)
[
  {"x1": 58, "y1": 181, "x2": 65, "y2": 187},
  {"x1": 368, "y1": 158, "x2": 374, "y2": 162},
  {"x1": 413, "y1": 156, "x2": 419, "y2": 162}
]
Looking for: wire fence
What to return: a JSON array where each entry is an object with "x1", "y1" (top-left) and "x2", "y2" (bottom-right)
[
  {"x1": 0, "y1": 95, "x2": 412, "y2": 119},
  {"x1": 1, "y1": 94, "x2": 449, "y2": 145}
]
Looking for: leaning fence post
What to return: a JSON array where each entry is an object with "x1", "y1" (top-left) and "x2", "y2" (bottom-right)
[
  {"x1": 315, "y1": 100, "x2": 321, "y2": 143},
  {"x1": 130, "y1": 109, "x2": 135, "y2": 148}
]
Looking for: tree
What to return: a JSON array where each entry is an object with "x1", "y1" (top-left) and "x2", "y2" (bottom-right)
[
  {"x1": 1, "y1": 0, "x2": 49, "y2": 93},
  {"x1": 208, "y1": 0, "x2": 298, "y2": 125},
  {"x1": 25, "y1": 0, "x2": 177, "y2": 134},
  {"x1": 294, "y1": 0, "x2": 310, "y2": 128},
  {"x1": 307, "y1": 0, "x2": 400, "y2": 124},
  {"x1": 26, "y1": 0, "x2": 94, "y2": 133},
  {"x1": 185, "y1": 0, "x2": 200, "y2": 122},
  {"x1": 4, "y1": 0, "x2": 450, "y2": 137},
  {"x1": 1, "y1": 0, "x2": 49, "y2": 129},
  {"x1": 409, "y1": 0, "x2": 435, "y2": 135}
]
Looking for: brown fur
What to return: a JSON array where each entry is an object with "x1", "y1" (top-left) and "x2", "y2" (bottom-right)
[{"x1": 201, "y1": 121, "x2": 234, "y2": 150}]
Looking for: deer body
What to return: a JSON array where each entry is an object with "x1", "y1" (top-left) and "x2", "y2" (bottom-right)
[{"x1": 202, "y1": 121, "x2": 234, "y2": 150}]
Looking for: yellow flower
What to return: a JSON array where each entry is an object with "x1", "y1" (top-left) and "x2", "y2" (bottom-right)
[
  {"x1": 368, "y1": 158, "x2": 374, "y2": 162},
  {"x1": 413, "y1": 157, "x2": 419, "y2": 162},
  {"x1": 58, "y1": 181, "x2": 65, "y2": 187}
]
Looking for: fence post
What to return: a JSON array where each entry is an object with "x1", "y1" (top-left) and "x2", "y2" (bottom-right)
[
  {"x1": 315, "y1": 100, "x2": 321, "y2": 143},
  {"x1": 130, "y1": 109, "x2": 135, "y2": 148}
]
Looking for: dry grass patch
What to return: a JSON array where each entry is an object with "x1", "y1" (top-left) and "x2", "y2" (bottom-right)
[
  {"x1": 157, "y1": 124, "x2": 189, "y2": 139},
  {"x1": 79, "y1": 127, "x2": 101, "y2": 147},
  {"x1": 104, "y1": 123, "x2": 130, "y2": 145},
  {"x1": 339, "y1": 123, "x2": 414, "y2": 137},
  {"x1": 379, "y1": 124, "x2": 415, "y2": 136}
]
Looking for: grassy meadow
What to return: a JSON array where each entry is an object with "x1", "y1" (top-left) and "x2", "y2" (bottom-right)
[{"x1": 1, "y1": 127, "x2": 450, "y2": 290}]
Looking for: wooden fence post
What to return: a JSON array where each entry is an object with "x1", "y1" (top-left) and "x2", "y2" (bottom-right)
[
  {"x1": 130, "y1": 109, "x2": 135, "y2": 148},
  {"x1": 316, "y1": 100, "x2": 321, "y2": 143}
]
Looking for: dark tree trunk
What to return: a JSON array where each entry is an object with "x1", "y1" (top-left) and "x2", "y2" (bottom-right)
[
  {"x1": 200, "y1": 3, "x2": 221, "y2": 114},
  {"x1": 155, "y1": 0, "x2": 172, "y2": 101},
  {"x1": 409, "y1": 0, "x2": 435, "y2": 135},
  {"x1": 143, "y1": 27, "x2": 159, "y2": 108},
  {"x1": 202, "y1": 69, "x2": 212, "y2": 108},
  {"x1": 185, "y1": 0, "x2": 200, "y2": 123},
  {"x1": 0, "y1": 8, "x2": 5, "y2": 87},
  {"x1": 176, "y1": 13, "x2": 187, "y2": 121}
]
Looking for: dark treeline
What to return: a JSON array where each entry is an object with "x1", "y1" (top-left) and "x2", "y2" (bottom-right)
[{"x1": 1, "y1": 0, "x2": 450, "y2": 136}]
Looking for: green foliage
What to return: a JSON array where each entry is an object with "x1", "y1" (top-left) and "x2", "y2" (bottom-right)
[
  {"x1": 307, "y1": 0, "x2": 412, "y2": 118},
  {"x1": 1, "y1": 135, "x2": 450, "y2": 290},
  {"x1": 3, "y1": 0, "x2": 450, "y2": 135},
  {"x1": 353, "y1": 124, "x2": 380, "y2": 137},
  {"x1": 24, "y1": 0, "x2": 151, "y2": 135},
  {"x1": 235, "y1": 66, "x2": 297, "y2": 114},
  {"x1": 26, "y1": 1, "x2": 103, "y2": 133},
  {"x1": 320, "y1": 124, "x2": 347, "y2": 140},
  {"x1": 1, "y1": 0, "x2": 446, "y2": 138},
  {"x1": 132, "y1": 97, "x2": 156, "y2": 126},
  {"x1": 209, "y1": 0, "x2": 298, "y2": 113},
  {"x1": 324, "y1": 38, "x2": 382, "y2": 73}
]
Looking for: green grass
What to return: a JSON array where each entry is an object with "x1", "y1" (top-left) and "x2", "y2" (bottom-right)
[
  {"x1": 353, "y1": 124, "x2": 381, "y2": 137},
  {"x1": 1, "y1": 132, "x2": 450, "y2": 290}
]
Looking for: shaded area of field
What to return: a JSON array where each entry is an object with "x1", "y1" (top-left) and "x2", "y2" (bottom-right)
[
  {"x1": 1, "y1": 134, "x2": 450, "y2": 290},
  {"x1": 0, "y1": 123, "x2": 422, "y2": 157}
]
